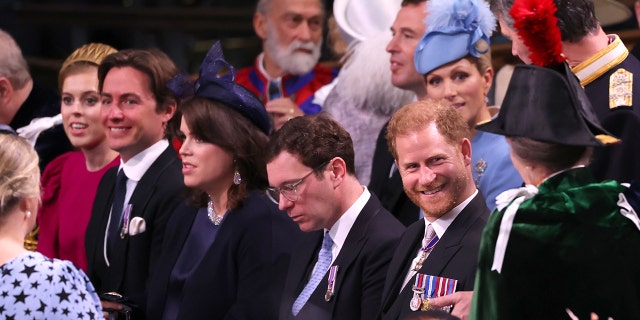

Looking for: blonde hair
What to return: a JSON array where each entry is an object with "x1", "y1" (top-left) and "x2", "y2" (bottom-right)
[{"x1": 0, "y1": 134, "x2": 41, "y2": 217}]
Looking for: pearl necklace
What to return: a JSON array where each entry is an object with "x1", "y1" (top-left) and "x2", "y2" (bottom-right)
[{"x1": 207, "y1": 199, "x2": 225, "y2": 225}]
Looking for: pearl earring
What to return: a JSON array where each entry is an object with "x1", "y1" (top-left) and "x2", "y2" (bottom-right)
[{"x1": 25, "y1": 211, "x2": 31, "y2": 219}]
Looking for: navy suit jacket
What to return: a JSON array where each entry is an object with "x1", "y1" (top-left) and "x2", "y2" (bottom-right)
[
  {"x1": 583, "y1": 55, "x2": 640, "y2": 182},
  {"x1": 146, "y1": 191, "x2": 301, "y2": 319},
  {"x1": 378, "y1": 192, "x2": 489, "y2": 319},
  {"x1": 85, "y1": 145, "x2": 183, "y2": 319},
  {"x1": 279, "y1": 194, "x2": 405, "y2": 320},
  {"x1": 369, "y1": 123, "x2": 420, "y2": 227}
]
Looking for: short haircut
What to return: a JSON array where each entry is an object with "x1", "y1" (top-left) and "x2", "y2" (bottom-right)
[
  {"x1": 257, "y1": 0, "x2": 326, "y2": 14},
  {"x1": 386, "y1": 100, "x2": 471, "y2": 160},
  {"x1": 0, "y1": 29, "x2": 31, "y2": 90},
  {"x1": 0, "y1": 134, "x2": 40, "y2": 220},
  {"x1": 180, "y1": 96, "x2": 269, "y2": 209},
  {"x1": 490, "y1": 0, "x2": 598, "y2": 43},
  {"x1": 98, "y1": 48, "x2": 179, "y2": 114},
  {"x1": 266, "y1": 113, "x2": 356, "y2": 176},
  {"x1": 401, "y1": 0, "x2": 426, "y2": 7},
  {"x1": 508, "y1": 136, "x2": 591, "y2": 173}
]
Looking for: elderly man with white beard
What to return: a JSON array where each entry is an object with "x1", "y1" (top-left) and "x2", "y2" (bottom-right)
[{"x1": 236, "y1": 0, "x2": 337, "y2": 131}]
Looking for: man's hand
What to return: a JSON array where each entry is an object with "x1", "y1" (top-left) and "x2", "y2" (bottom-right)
[
  {"x1": 265, "y1": 98, "x2": 303, "y2": 131},
  {"x1": 429, "y1": 291, "x2": 474, "y2": 320},
  {"x1": 101, "y1": 300, "x2": 124, "y2": 319}
]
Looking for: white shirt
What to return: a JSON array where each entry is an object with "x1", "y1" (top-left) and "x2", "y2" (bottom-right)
[
  {"x1": 400, "y1": 189, "x2": 479, "y2": 291},
  {"x1": 326, "y1": 187, "x2": 371, "y2": 264}
]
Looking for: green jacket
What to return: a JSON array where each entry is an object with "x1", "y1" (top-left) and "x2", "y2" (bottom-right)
[{"x1": 471, "y1": 167, "x2": 640, "y2": 320}]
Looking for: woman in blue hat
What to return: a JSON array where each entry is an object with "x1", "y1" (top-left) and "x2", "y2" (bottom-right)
[
  {"x1": 145, "y1": 42, "x2": 301, "y2": 320},
  {"x1": 414, "y1": 0, "x2": 522, "y2": 211}
]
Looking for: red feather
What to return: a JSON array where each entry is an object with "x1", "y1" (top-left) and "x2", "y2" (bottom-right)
[{"x1": 509, "y1": 0, "x2": 565, "y2": 66}]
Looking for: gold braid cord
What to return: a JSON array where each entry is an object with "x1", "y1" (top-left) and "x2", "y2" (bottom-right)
[{"x1": 24, "y1": 225, "x2": 39, "y2": 251}]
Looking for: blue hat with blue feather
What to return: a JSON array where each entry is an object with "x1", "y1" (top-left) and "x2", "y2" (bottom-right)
[
  {"x1": 414, "y1": 0, "x2": 496, "y2": 75},
  {"x1": 166, "y1": 42, "x2": 271, "y2": 135}
]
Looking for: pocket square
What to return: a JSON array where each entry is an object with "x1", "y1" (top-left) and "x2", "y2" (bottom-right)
[{"x1": 128, "y1": 217, "x2": 146, "y2": 236}]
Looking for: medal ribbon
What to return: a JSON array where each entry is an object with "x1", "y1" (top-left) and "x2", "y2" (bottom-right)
[
  {"x1": 120, "y1": 204, "x2": 132, "y2": 239},
  {"x1": 326, "y1": 265, "x2": 339, "y2": 296}
]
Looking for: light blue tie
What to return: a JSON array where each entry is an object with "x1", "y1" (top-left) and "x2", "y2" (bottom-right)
[{"x1": 292, "y1": 232, "x2": 333, "y2": 316}]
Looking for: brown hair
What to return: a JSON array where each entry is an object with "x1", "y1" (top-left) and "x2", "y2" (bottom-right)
[
  {"x1": 180, "y1": 97, "x2": 269, "y2": 209},
  {"x1": 98, "y1": 48, "x2": 180, "y2": 138},
  {"x1": 266, "y1": 113, "x2": 356, "y2": 176},
  {"x1": 386, "y1": 100, "x2": 471, "y2": 160},
  {"x1": 508, "y1": 137, "x2": 591, "y2": 173}
]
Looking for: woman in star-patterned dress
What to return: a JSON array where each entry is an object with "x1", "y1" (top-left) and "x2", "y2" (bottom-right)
[{"x1": 0, "y1": 133, "x2": 102, "y2": 319}]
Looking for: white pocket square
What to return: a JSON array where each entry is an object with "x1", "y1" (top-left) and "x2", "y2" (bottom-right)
[{"x1": 128, "y1": 217, "x2": 146, "y2": 236}]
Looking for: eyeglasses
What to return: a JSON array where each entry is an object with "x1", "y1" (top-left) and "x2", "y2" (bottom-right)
[{"x1": 266, "y1": 161, "x2": 329, "y2": 204}]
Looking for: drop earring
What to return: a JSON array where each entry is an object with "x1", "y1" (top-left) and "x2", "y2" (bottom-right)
[{"x1": 233, "y1": 169, "x2": 242, "y2": 185}]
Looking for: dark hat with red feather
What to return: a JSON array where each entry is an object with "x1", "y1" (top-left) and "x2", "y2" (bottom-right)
[{"x1": 475, "y1": 0, "x2": 619, "y2": 146}]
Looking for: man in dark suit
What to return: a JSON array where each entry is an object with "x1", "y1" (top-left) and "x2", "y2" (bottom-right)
[
  {"x1": 85, "y1": 48, "x2": 184, "y2": 319},
  {"x1": 369, "y1": 0, "x2": 427, "y2": 226},
  {"x1": 378, "y1": 100, "x2": 489, "y2": 319},
  {"x1": 266, "y1": 114, "x2": 405, "y2": 320}
]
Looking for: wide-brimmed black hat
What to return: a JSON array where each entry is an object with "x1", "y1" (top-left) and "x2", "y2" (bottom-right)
[{"x1": 476, "y1": 62, "x2": 619, "y2": 146}]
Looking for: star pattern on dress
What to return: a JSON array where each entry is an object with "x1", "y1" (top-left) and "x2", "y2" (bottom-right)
[
  {"x1": 20, "y1": 265, "x2": 36, "y2": 278},
  {"x1": 13, "y1": 290, "x2": 27, "y2": 303},
  {"x1": 0, "y1": 252, "x2": 102, "y2": 319},
  {"x1": 57, "y1": 288, "x2": 71, "y2": 303}
]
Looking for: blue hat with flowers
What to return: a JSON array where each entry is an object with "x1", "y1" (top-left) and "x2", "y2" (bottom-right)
[
  {"x1": 166, "y1": 42, "x2": 271, "y2": 135},
  {"x1": 414, "y1": 0, "x2": 496, "y2": 75}
]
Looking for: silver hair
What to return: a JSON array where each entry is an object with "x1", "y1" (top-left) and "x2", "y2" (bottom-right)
[{"x1": 0, "y1": 29, "x2": 31, "y2": 90}]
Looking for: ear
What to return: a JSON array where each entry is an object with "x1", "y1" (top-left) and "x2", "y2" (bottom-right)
[
  {"x1": 254, "y1": 12, "x2": 268, "y2": 40},
  {"x1": 483, "y1": 67, "x2": 494, "y2": 97},
  {"x1": 18, "y1": 198, "x2": 34, "y2": 219},
  {"x1": 0, "y1": 77, "x2": 14, "y2": 103},
  {"x1": 328, "y1": 157, "x2": 347, "y2": 187},
  {"x1": 460, "y1": 137, "x2": 472, "y2": 166},
  {"x1": 161, "y1": 101, "x2": 177, "y2": 123}
]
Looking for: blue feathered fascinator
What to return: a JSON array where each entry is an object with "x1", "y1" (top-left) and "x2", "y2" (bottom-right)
[
  {"x1": 167, "y1": 42, "x2": 271, "y2": 135},
  {"x1": 414, "y1": 0, "x2": 496, "y2": 75}
]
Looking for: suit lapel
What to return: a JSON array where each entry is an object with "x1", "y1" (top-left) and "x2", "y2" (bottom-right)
[
  {"x1": 321, "y1": 197, "x2": 380, "y2": 306},
  {"x1": 422, "y1": 193, "x2": 485, "y2": 277},
  {"x1": 380, "y1": 222, "x2": 423, "y2": 312},
  {"x1": 107, "y1": 146, "x2": 179, "y2": 288}
]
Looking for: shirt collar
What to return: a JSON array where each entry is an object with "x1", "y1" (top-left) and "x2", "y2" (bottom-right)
[
  {"x1": 120, "y1": 140, "x2": 169, "y2": 182},
  {"x1": 327, "y1": 186, "x2": 370, "y2": 254},
  {"x1": 424, "y1": 189, "x2": 479, "y2": 239},
  {"x1": 257, "y1": 53, "x2": 282, "y2": 82}
]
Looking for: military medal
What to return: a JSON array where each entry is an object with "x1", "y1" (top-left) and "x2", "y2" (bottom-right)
[
  {"x1": 410, "y1": 273, "x2": 428, "y2": 311},
  {"x1": 120, "y1": 204, "x2": 132, "y2": 239},
  {"x1": 413, "y1": 274, "x2": 459, "y2": 312},
  {"x1": 325, "y1": 265, "x2": 338, "y2": 302}
]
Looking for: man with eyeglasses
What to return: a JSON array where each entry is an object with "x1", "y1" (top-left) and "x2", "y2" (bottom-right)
[{"x1": 266, "y1": 114, "x2": 404, "y2": 320}]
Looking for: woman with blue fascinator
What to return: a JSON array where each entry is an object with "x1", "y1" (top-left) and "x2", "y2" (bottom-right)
[
  {"x1": 146, "y1": 42, "x2": 301, "y2": 320},
  {"x1": 413, "y1": 0, "x2": 522, "y2": 211}
]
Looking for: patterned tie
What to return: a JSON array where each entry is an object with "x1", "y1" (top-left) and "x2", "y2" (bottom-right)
[
  {"x1": 108, "y1": 169, "x2": 127, "y2": 251},
  {"x1": 401, "y1": 224, "x2": 438, "y2": 291},
  {"x1": 268, "y1": 79, "x2": 282, "y2": 100},
  {"x1": 292, "y1": 232, "x2": 334, "y2": 316}
]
